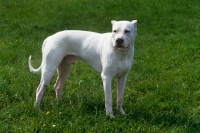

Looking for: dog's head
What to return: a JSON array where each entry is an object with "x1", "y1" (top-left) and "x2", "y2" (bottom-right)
[{"x1": 111, "y1": 20, "x2": 137, "y2": 49}]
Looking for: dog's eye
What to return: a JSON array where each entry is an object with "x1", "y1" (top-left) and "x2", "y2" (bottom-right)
[
  {"x1": 125, "y1": 30, "x2": 130, "y2": 34},
  {"x1": 113, "y1": 30, "x2": 117, "y2": 33}
]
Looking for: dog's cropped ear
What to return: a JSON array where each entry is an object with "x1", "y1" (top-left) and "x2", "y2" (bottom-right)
[
  {"x1": 111, "y1": 20, "x2": 117, "y2": 25},
  {"x1": 131, "y1": 20, "x2": 137, "y2": 29}
]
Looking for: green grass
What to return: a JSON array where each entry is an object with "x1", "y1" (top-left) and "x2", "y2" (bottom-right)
[{"x1": 1, "y1": 0, "x2": 200, "y2": 132}]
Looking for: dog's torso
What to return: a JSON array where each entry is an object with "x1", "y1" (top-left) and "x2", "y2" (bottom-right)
[{"x1": 43, "y1": 30, "x2": 134, "y2": 77}]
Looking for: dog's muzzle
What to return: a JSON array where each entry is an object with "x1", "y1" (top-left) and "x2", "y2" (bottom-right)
[{"x1": 114, "y1": 38, "x2": 131, "y2": 52}]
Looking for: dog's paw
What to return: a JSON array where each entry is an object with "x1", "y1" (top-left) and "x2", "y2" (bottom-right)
[
  {"x1": 34, "y1": 101, "x2": 41, "y2": 111},
  {"x1": 120, "y1": 110, "x2": 126, "y2": 115},
  {"x1": 107, "y1": 114, "x2": 115, "y2": 118},
  {"x1": 110, "y1": 114, "x2": 115, "y2": 118},
  {"x1": 117, "y1": 108, "x2": 126, "y2": 115},
  {"x1": 106, "y1": 112, "x2": 115, "y2": 118},
  {"x1": 56, "y1": 97, "x2": 62, "y2": 102}
]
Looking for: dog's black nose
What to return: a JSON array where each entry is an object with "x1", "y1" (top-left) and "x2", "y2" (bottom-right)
[{"x1": 116, "y1": 38, "x2": 124, "y2": 45}]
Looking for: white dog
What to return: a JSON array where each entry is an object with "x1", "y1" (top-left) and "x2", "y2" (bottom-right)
[{"x1": 29, "y1": 20, "x2": 137, "y2": 118}]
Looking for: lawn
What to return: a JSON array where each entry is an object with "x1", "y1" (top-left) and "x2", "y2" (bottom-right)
[{"x1": 0, "y1": 0, "x2": 200, "y2": 132}]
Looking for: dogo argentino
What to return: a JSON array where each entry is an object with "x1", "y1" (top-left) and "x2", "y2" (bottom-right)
[{"x1": 28, "y1": 20, "x2": 137, "y2": 118}]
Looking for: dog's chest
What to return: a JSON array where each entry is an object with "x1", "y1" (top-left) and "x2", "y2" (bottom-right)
[{"x1": 115, "y1": 59, "x2": 132, "y2": 77}]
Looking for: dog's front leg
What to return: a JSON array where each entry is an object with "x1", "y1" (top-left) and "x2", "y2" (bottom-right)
[
  {"x1": 117, "y1": 74, "x2": 128, "y2": 115},
  {"x1": 101, "y1": 73, "x2": 114, "y2": 118}
]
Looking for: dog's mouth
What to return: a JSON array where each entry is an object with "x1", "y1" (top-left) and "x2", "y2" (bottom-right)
[
  {"x1": 115, "y1": 45, "x2": 125, "y2": 48},
  {"x1": 114, "y1": 44, "x2": 131, "y2": 52}
]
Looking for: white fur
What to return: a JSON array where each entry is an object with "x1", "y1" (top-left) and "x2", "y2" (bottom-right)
[{"x1": 29, "y1": 20, "x2": 137, "y2": 118}]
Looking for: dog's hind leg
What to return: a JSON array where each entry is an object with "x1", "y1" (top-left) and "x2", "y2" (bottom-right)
[
  {"x1": 35, "y1": 81, "x2": 47, "y2": 110},
  {"x1": 34, "y1": 54, "x2": 63, "y2": 109},
  {"x1": 34, "y1": 68, "x2": 56, "y2": 109},
  {"x1": 54, "y1": 61, "x2": 71, "y2": 101}
]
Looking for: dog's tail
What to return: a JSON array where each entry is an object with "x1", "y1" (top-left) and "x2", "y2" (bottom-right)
[{"x1": 28, "y1": 55, "x2": 41, "y2": 74}]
